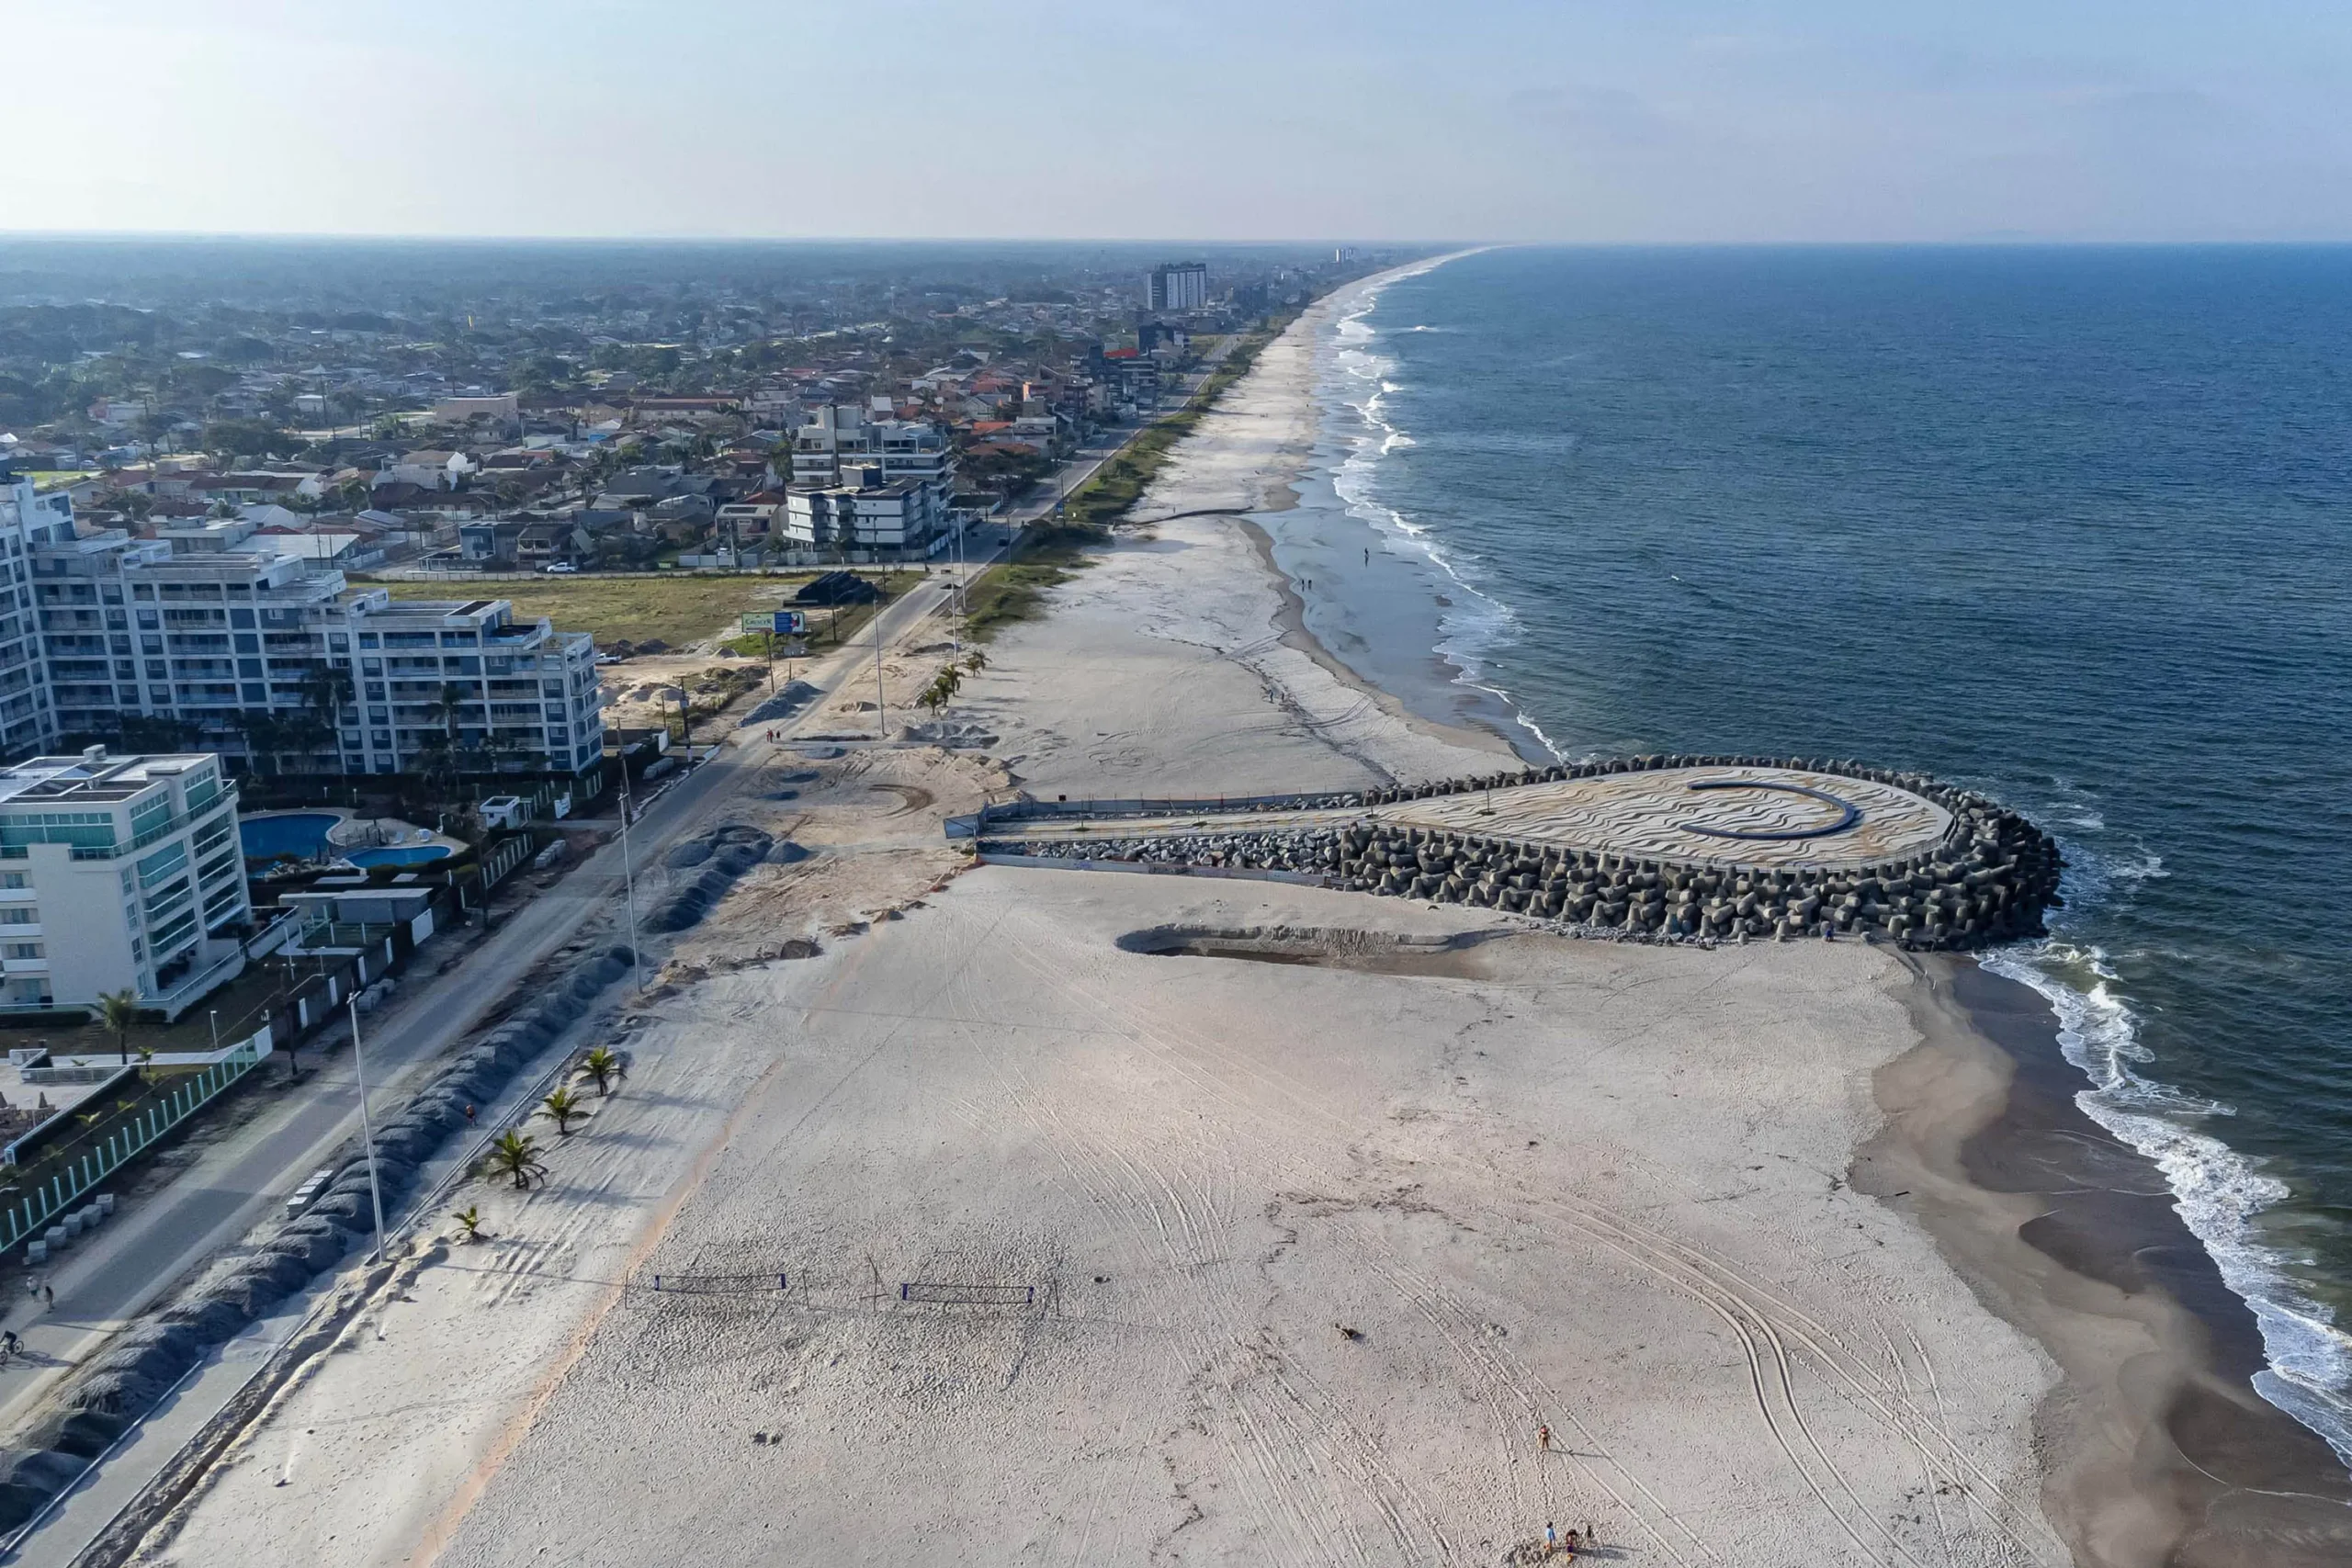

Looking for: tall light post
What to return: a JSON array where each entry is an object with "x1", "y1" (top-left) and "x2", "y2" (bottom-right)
[
  {"x1": 345, "y1": 995, "x2": 388, "y2": 1262},
  {"x1": 616, "y1": 772, "x2": 642, "y2": 992},
  {"x1": 871, "y1": 581, "x2": 887, "y2": 743}
]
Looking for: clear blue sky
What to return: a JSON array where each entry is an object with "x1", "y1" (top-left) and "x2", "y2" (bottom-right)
[{"x1": 19, "y1": 0, "x2": 2352, "y2": 242}]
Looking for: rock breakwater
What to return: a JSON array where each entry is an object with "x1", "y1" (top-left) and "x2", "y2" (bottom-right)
[{"x1": 981, "y1": 754, "x2": 2062, "y2": 952}]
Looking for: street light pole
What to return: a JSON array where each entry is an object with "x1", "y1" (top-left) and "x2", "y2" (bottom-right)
[
  {"x1": 346, "y1": 995, "x2": 388, "y2": 1263},
  {"x1": 617, "y1": 773, "x2": 642, "y2": 991},
  {"x1": 872, "y1": 584, "x2": 887, "y2": 743}
]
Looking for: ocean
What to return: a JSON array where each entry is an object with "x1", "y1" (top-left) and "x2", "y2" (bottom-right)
[{"x1": 1268, "y1": 244, "x2": 2352, "y2": 1460}]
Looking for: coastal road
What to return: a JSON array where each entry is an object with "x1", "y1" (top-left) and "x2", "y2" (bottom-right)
[{"x1": 0, "y1": 560, "x2": 982, "y2": 1454}]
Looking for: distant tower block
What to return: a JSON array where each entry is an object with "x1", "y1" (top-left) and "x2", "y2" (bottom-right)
[{"x1": 1146, "y1": 262, "x2": 1209, "y2": 312}]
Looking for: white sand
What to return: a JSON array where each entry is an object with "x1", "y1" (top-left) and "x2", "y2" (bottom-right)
[{"x1": 144, "y1": 278, "x2": 2072, "y2": 1568}]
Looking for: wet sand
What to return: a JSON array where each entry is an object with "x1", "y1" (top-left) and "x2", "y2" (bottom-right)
[{"x1": 1865, "y1": 958, "x2": 2352, "y2": 1566}]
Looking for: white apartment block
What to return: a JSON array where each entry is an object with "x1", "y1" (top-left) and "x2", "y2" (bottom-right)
[
  {"x1": 781, "y1": 466, "x2": 950, "y2": 556},
  {"x1": 0, "y1": 479, "x2": 68, "y2": 756},
  {"x1": 789, "y1": 407, "x2": 956, "y2": 490},
  {"x1": 17, "y1": 493, "x2": 606, "y2": 782},
  {"x1": 0, "y1": 749, "x2": 249, "y2": 1016}
]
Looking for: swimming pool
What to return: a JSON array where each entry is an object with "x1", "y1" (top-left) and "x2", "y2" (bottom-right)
[
  {"x1": 240, "y1": 812, "x2": 340, "y2": 861},
  {"x1": 345, "y1": 845, "x2": 455, "y2": 869}
]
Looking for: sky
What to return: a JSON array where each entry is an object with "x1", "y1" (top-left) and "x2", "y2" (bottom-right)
[{"x1": 11, "y1": 0, "x2": 2352, "y2": 243}]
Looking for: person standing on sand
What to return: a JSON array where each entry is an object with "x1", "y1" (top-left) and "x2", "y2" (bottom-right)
[
  {"x1": 1544, "y1": 1522, "x2": 1557, "y2": 1555},
  {"x1": 41, "y1": 1283, "x2": 52, "y2": 1310},
  {"x1": 1536, "y1": 1422, "x2": 1551, "y2": 1452}
]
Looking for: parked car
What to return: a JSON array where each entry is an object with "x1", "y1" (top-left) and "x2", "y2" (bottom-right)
[{"x1": 542, "y1": 561, "x2": 579, "y2": 574}]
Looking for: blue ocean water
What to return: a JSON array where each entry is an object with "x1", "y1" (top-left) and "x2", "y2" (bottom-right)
[{"x1": 1315, "y1": 245, "x2": 2352, "y2": 1457}]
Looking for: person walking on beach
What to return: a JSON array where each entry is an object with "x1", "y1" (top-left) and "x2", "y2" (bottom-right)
[
  {"x1": 1536, "y1": 1422, "x2": 1551, "y2": 1453},
  {"x1": 41, "y1": 1283, "x2": 53, "y2": 1311},
  {"x1": 1544, "y1": 1522, "x2": 1558, "y2": 1555},
  {"x1": 1562, "y1": 1528, "x2": 1581, "y2": 1558}
]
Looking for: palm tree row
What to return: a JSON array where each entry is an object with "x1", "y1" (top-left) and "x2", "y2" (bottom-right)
[
  {"x1": 459, "y1": 1044, "x2": 632, "y2": 1219},
  {"x1": 915, "y1": 648, "x2": 989, "y2": 716}
]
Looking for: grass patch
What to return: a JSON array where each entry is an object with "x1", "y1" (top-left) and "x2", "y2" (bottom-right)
[
  {"x1": 379, "y1": 574, "x2": 807, "y2": 650},
  {"x1": 964, "y1": 528, "x2": 1104, "y2": 641}
]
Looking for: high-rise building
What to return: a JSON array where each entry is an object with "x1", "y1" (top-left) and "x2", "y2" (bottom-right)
[
  {"x1": 0, "y1": 747, "x2": 251, "y2": 1015},
  {"x1": 0, "y1": 478, "x2": 69, "y2": 757},
  {"x1": 8, "y1": 476, "x2": 606, "y2": 783},
  {"x1": 1146, "y1": 262, "x2": 1210, "y2": 312}
]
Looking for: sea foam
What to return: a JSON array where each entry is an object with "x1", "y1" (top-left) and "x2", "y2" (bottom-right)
[
  {"x1": 1323, "y1": 267, "x2": 1566, "y2": 761},
  {"x1": 1984, "y1": 924, "x2": 2352, "y2": 1465}
]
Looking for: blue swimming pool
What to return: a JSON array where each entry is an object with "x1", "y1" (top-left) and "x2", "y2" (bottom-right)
[
  {"x1": 240, "y1": 812, "x2": 339, "y2": 861},
  {"x1": 345, "y1": 845, "x2": 454, "y2": 868}
]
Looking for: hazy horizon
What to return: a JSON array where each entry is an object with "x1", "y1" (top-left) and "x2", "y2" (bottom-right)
[{"x1": 19, "y1": 1, "x2": 2352, "y2": 245}]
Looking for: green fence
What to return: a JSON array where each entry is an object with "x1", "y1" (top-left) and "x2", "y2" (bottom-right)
[{"x1": 0, "y1": 1036, "x2": 269, "y2": 1258}]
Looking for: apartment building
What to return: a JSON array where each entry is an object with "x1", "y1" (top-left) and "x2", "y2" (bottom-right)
[
  {"x1": 781, "y1": 464, "x2": 950, "y2": 556},
  {"x1": 0, "y1": 478, "x2": 68, "y2": 756},
  {"x1": 1146, "y1": 262, "x2": 1210, "y2": 312},
  {"x1": 788, "y1": 407, "x2": 955, "y2": 490},
  {"x1": 0, "y1": 749, "x2": 248, "y2": 1017},
  {"x1": 26, "y1": 509, "x2": 606, "y2": 782}
]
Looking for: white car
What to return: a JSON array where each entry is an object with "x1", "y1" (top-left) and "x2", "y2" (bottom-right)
[{"x1": 542, "y1": 562, "x2": 579, "y2": 574}]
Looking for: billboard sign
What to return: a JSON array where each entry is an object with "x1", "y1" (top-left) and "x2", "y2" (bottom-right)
[{"x1": 741, "y1": 611, "x2": 808, "y2": 635}]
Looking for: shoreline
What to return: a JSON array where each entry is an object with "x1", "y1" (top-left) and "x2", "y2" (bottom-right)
[
  {"x1": 1246, "y1": 256, "x2": 1559, "y2": 765},
  {"x1": 1869, "y1": 957, "x2": 2352, "y2": 1564},
  {"x1": 1233, "y1": 512, "x2": 1518, "y2": 773},
  {"x1": 1138, "y1": 257, "x2": 2352, "y2": 1558}
]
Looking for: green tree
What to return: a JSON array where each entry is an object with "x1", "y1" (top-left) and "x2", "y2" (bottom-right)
[
  {"x1": 482, "y1": 1130, "x2": 548, "y2": 1190},
  {"x1": 539, "y1": 1086, "x2": 586, "y2": 1136},
  {"x1": 98, "y1": 988, "x2": 140, "y2": 1067},
  {"x1": 575, "y1": 1045, "x2": 627, "y2": 1096}
]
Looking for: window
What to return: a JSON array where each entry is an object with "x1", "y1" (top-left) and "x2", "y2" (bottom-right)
[
  {"x1": 0, "y1": 909, "x2": 36, "y2": 926},
  {"x1": 5, "y1": 943, "x2": 41, "y2": 960},
  {"x1": 0, "y1": 873, "x2": 23, "y2": 889}
]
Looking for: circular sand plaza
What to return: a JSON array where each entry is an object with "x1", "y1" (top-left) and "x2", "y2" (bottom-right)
[{"x1": 972, "y1": 754, "x2": 2063, "y2": 948}]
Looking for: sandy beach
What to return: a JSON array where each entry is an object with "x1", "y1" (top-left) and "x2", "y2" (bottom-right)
[{"x1": 126, "y1": 268, "x2": 2352, "y2": 1568}]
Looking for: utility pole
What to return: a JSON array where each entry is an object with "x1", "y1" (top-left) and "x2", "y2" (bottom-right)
[
  {"x1": 872, "y1": 581, "x2": 887, "y2": 742},
  {"x1": 617, "y1": 772, "x2": 642, "y2": 991},
  {"x1": 346, "y1": 995, "x2": 388, "y2": 1262}
]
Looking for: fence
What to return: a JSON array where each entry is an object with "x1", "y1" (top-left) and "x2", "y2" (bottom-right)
[
  {"x1": 953, "y1": 788, "x2": 1370, "y2": 839},
  {"x1": 0, "y1": 1034, "x2": 270, "y2": 1258},
  {"x1": 479, "y1": 832, "x2": 534, "y2": 888},
  {"x1": 973, "y1": 852, "x2": 1329, "y2": 889}
]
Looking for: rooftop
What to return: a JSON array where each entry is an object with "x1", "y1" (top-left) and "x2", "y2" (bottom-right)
[{"x1": 0, "y1": 750, "x2": 210, "y2": 807}]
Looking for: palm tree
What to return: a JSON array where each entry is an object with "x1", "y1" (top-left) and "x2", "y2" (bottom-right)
[
  {"x1": 539, "y1": 1086, "x2": 585, "y2": 1136},
  {"x1": 299, "y1": 665, "x2": 355, "y2": 734},
  {"x1": 962, "y1": 649, "x2": 988, "y2": 676},
  {"x1": 481, "y1": 1130, "x2": 548, "y2": 1190},
  {"x1": 575, "y1": 1045, "x2": 626, "y2": 1096},
  {"x1": 98, "y1": 988, "x2": 140, "y2": 1067},
  {"x1": 451, "y1": 1204, "x2": 484, "y2": 1242}
]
